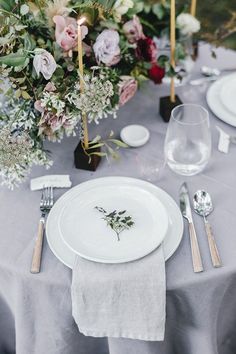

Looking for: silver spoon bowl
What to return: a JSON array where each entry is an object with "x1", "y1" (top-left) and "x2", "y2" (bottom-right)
[
  {"x1": 193, "y1": 190, "x2": 222, "y2": 268},
  {"x1": 193, "y1": 190, "x2": 213, "y2": 218}
]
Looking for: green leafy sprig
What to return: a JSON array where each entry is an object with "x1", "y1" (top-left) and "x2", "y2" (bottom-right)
[{"x1": 95, "y1": 206, "x2": 135, "y2": 241}]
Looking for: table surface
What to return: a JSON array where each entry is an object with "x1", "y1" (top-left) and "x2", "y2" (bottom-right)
[{"x1": 1, "y1": 43, "x2": 236, "y2": 354}]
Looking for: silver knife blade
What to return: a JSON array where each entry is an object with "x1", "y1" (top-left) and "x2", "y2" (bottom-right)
[{"x1": 179, "y1": 182, "x2": 193, "y2": 222}]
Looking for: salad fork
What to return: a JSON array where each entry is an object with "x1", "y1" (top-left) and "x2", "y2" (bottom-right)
[{"x1": 30, "y1": 186, "x2": 54, "y2": 274}]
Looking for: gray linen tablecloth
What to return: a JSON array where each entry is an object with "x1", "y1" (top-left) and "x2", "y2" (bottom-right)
[{"x1": 1, "y1": 43, "x2": 236, "y2": 354}]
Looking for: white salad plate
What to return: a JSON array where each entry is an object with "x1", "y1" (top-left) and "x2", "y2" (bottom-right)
[
  {"x1": 46, "y1": 177, "x2": 184, "y2": 267},
  {"x1": 207, "y1": 74, "x2": 236, "y2": 127},
  {"x1": 220, "y1": 74, "x2": 236, "y2": 116}
]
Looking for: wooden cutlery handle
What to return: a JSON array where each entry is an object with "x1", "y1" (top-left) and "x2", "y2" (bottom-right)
[
  {"x1": 30, "y1": 220, "x2": 44, "y2": 274},
  {"x1": 205, "y1": 221, "x2": 222, "y2": 268},
  {"x1": 189, "y1": 222, "x2": 204, "y2": 273}
]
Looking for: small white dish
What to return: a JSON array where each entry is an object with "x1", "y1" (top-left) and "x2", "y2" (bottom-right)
[{"x1": 120, "y1": 125, "x2": 150, "y2": 147}]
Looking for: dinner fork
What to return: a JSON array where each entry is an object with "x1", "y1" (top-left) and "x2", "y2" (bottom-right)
[{"x1": 30, "y1": 186, "x2": 54, "y2": 274}]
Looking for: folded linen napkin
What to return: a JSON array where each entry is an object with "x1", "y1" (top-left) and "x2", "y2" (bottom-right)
[
  {"x1": 71, "y1": 246, "x2": 166, "y2": 341},
  {"x1": 30, "y1": 175, "x2": 72, "y2": 191}
]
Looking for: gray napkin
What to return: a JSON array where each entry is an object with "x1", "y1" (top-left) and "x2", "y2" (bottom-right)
[{"x1": 71, "y1": 246, "x2": 166, "y2": 341}]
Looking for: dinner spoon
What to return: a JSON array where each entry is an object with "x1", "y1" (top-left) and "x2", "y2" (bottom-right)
[{"x1": 193, "y1": 190, "x2": 222, "y2": 268}]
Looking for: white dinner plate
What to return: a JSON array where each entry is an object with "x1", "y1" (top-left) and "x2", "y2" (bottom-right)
[
  {"x1": 46, "y1": 177, "x2": 183, "y2": 267},
  {"x1": 58, "y1": 183, "x2": 168, "y2": 263},
  {"x1": 220, "y1": 74, "x2": 236, "y2": 115},
  {"x1": 207, "y1": 74, "x2": 236, "y2": 127}
]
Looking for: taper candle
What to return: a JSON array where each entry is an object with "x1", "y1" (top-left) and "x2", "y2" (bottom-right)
[
  {"x1": 77, "y1": 17, "x2": 89, "y2": 150},
  {"x1": 190, "y1": 0, "x2": 197, "y2": 17},
  {"x1": 170, "y1": 0, "x2": 176, "y2": 103}
]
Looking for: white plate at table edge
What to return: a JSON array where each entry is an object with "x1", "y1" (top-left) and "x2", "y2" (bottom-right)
[
  {"x1": 220, "y1": 73, "x2": 236, "y2": 116},
  {"x1": 207, "y1": 74, "x2": 236, "y2": 127},
  {"x1": 46, "y1": 177, "x2": 184, "y2": 268},
  {"x1": 58, "y1": 183, "x2": 169, "y2": 263}
]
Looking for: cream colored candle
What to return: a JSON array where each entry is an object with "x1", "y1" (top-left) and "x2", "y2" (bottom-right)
[
  {"x1": 77, "y1": 17, "x2": 89, "y2": 150},
  {"x1": 170, "y1": 0, "x2": 176, "y2": 103}
]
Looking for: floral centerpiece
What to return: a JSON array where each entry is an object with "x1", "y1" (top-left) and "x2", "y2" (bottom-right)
[{"x1": 0, "y1": 0, "x2": 192, "y2": 187}]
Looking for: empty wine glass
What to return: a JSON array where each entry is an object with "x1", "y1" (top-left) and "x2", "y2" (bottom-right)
[{"x1": 164, "y1": 104, "x2": 211, "y2": 176}]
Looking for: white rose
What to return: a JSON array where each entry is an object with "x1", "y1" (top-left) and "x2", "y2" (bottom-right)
[
  {"x1": 33, "y1": 49, "x2": 57, "y2": 80},
  {"x1": 93, "y1": 30, "x2": 121, "y2": 66},
  {"x1": 176, "y1": 13, "x2": 200, "y2": 36},
  {"x1": 113, "y1": 0, "x2": 134, "y2": 22}
]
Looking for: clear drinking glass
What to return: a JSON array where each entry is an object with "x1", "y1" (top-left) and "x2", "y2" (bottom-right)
[{"x1": 164, "y1": 104, "x2": 211, "y2": 176}]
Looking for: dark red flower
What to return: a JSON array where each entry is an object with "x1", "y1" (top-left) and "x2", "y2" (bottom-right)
[
  {"x1": 135, "y1": 37, "x2": 157, "y2": 63},
  {"x1": 148, "y1": 64, "x2": 165, "y2": 84}
]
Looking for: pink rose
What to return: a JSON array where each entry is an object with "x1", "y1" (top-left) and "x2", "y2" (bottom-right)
[
  {"x1": 93, "y1": 29, "x2": 121, "y2": 66},
  {"x1": 33, "y1": 50, "x2": 57, "y2": 80},
  {"x1": 135, "y1": 37, "x2": 158, "y2": 63},
  {"x1": 123, "y1": 15, "x2": 144, "y2": 44},
  {"x1": 38, "y1": 112, "x2": 68, "y2": 140},
  {"x1": 119, "y1": 76, "x2": 138, "y2": 106},
  {"x1": 34, "y1": 100, "x2": 44, "y2": 113},
  {"x1": 53, "y1": 15, "x2": 88, "y2": 51},
  {"x1": 44, "y1": 82, "x2": 56, "y2": 92}
]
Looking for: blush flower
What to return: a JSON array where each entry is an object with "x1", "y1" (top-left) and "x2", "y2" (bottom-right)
[
  {"x1": 45, "y1": 82, "x2": 56, "y2": 92},
  {"x1": 53, "y1": 15, "x2": 88, "y2": 51},
  {"x1": 123, "y1": 15, "x2": 144, "y2": 44},
  {"x1": 135, "y1": 37, "x2": 158, "y2": 63},
  {"x1": 93, "y1": 30, "x2": 121, "y2": 66},
  {"x1": 119, "y1": 76, "x2": 138, "y2": 106},
  {"x1": 33, "y1": 49, "x2": 57, "y2": 80},
  {"x1": 34, "y1": 100, "x2": 44, "y2": 113}
]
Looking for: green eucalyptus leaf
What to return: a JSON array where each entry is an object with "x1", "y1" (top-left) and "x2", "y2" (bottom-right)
[
  {"x1": 152, "y1": 4, "x2": 165, "y2": 20},
  {"x1": 143, "y1": 3, "x2": 151, "y2": 13},
  {"x1": 89, "y1": 151, "x2": 107, "y2": 157},
  {"x1": 0, "y1": 0, "x2": 15, "y2": 11},
  {"x1": 90, "y1": 135, "x2": 102, "y2": 144},
  {"x1": 0, "y1": 52, "x2": 27, "y2": 67},
  {"x1": 127, "y1": 1, "x2": 143, "y2": 15},
  {"x1": 107, "y1": 139, "x2": 128, "y2": 148},
  {"x1": 24, "y1": 34, "x2": 36, "y2": 51},
  {"x1": 87, "y1": 143, "x2": 104, "y2": 149},
  {"x1": 52, "y1": 67, "x2": 64, "y2": 80},
  {"x1": 158, "y1": 55, "x2": 169, "y2": 68}
]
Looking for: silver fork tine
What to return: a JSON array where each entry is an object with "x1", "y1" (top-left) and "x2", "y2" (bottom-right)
[
  {"x1": 45, "y1": 187, "x2": 50, "y2": 207},
  {"x1": 50, "y1": 186, "x2": 53, "y2": 207},
  {"x1": 40, "y1": 186, "x2": 45, "y2": 207}
]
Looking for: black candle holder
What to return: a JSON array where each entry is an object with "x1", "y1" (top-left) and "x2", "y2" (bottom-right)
[
  {"x1": 74, "y1": 141, "x2": 101, "y2": 171},
  {"x1": 159, "y1": 95, "x2": 182, "y2": 123}
]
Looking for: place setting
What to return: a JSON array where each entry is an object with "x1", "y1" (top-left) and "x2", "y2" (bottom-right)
[{"x1": 28, "y1": 99, "x2": 223, "y2": 341}]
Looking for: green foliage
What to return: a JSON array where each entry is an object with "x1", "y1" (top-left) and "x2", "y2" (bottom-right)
[
  {"x1": 0, "y1": 51, "x2": 28, "y2": 67},
  {"x1": 95, "y1": 206, "x2": 135, "y2": 241},
  {"x1": 0, "y1": 0, "x2": 15, "y2": 11}
]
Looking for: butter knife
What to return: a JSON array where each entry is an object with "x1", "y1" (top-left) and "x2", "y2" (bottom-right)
[{"x1": 179, "y1": 182, "x2": 204, "y2": 273}]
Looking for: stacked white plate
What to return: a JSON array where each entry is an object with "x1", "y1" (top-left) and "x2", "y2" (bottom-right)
[
  {"x1": 207, "y1": 73, "x2": 236, "y2": 127},
  {"x1": 46, "y1": 177, "x2": 183, "y2": 267}
]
